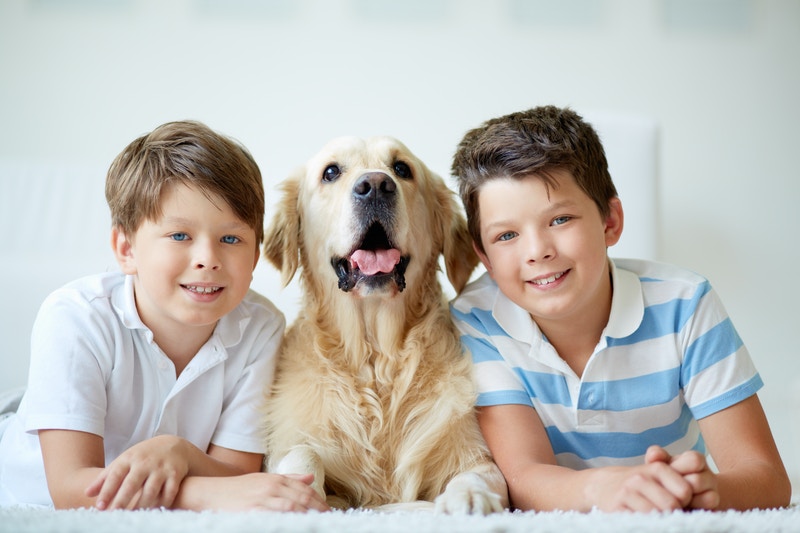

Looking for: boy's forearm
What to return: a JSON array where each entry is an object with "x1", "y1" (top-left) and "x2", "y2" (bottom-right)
[
  {"x1": 170, "y1": 476, "x2": 214, "y2": 510},
  {"x1": 695, "y1": 396, "x2": 791, "y2": 511},
  {"x1": 47, "y1": 467, "x2": 106, "y2": 510},
  {"x1": 506, "y1": 463, "x2": 597, "y2": 512},
  {"x1": 507, "y1": 461, "x2": 700, "y2": 513}
]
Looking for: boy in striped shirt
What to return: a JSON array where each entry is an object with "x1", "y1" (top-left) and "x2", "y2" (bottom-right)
[{"x1": 449, "y1": 106, "x2": 790, "y2": 512}]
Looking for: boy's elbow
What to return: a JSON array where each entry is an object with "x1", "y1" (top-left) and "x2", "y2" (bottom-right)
[
  {"x1": 773, "y1": 472, "x2": 793, "y2": 509},
  {"x1": 748, "y1": 465, "x2": 792, "y2": 510},
  {"x1": 50, "y1": 493, "x2": 92, "y2": 510}
]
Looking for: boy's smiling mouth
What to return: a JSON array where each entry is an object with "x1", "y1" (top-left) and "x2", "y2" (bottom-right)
[
  {"x1": 183, "y1": 284, "x2": 222, "y2": 294},
  {"x1": 530, "y1": 270, "x2": 568, "y2": 286}
]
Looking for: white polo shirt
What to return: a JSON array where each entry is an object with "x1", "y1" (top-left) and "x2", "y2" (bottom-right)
[
  {"x1": 0, "y1": 272, "x2": 283, "y2": 507},
  {"x1": 450, "y1": 258, "x2": 761, "y2": 469}
]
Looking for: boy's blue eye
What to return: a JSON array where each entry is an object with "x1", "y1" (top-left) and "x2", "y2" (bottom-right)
[
  {"x1": 498, "y1": 231, "x2": 517, "y2": 242},
  {"x1": 170, "y1": 233, "x2": 189, "y2": 241},
  {"x1": 552, "y1": 216, "x2": 571, "y2": 226},
  {"x1": 221, "y1": 235, "x2": 240, "y2": 244}
]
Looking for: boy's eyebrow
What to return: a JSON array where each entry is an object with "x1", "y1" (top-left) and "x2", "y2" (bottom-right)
[
  {"x1": 482, "y1": 199, "x2": 583, "y2": 232},
  {"x1": 159, "y1": 216, "x2": 252, "y2": 231},
  {"x1": 545, "y1": 200, "x2": 579, "y2": 211},
  {"x1": 484, "y1": 199, "x2": 578, "y2": 224},
  {"x1": 482, "y1": 219, "x2": 514, "y2": 233}
]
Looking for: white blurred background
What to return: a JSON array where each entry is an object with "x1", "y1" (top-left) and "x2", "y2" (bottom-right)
[{"x1": 1, "y1": 0, "x2": 798, "y2": 490}]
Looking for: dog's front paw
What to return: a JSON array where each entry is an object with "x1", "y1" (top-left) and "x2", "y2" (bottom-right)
[
  {"x1": 434, "y1": 472, "x2": 505, "y2": 515},
  {"x1": 274, "y1": 445, "x2": 326, "y2": 501}
]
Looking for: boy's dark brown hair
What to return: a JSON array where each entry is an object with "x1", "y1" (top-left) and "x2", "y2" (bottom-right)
[
  {"x1": 451, "y1": 105, "x2": 617, "y2": 253},
  {"x1": 106, "y1": 120, "x2": 265, "y2": 245}
]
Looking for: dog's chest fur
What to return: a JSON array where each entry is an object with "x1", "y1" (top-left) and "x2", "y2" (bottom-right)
[{"x1": 266, "y1": 303, "x2": 478, "y2": 507}]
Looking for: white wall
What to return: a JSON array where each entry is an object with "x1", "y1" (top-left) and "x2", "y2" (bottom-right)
[{"x1": 1, "y1": 0, "x2": 798, "y2": 488}]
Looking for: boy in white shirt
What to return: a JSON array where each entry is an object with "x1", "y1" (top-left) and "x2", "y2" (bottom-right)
[
  {"x1": 0, "y1": 121, "x2": 328, "y2": 512},
  {"x1": 449, "y1": 106, "x2": 790, "y2": 512}
]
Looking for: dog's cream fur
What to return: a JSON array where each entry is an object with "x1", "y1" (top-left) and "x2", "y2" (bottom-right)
[{"x1": 262, "y1": 136, "x2": 507, "y2": 513}]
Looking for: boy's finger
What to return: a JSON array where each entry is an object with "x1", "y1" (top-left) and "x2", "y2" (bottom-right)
[
  {"x1": 107, "y1": 471, "x2": 147, "y2": 510},
  {"x1": 689, "y1": 489, "x2": 721, "y2": 510},
  {"x1": 682, "y1": 470, "x2": 717, "y2": 498},
  {"x1": 84, "y1": 470, "x2": 108, "y2": 498},
  {"x1": 639, "y1": 462, "x2": 692, "y2": 508},
  {"x1": 657, "y1": 471, "x2": 693, "y2": 507},
  {"x1": 280, "y1": 476, "x2": 329, "y2": 511},
  {"x1": 631, "y1": 473, "x2": 686, "y2": 512},
  {"x1": 669, "y1": 451, "x2": 706, "y2": 475},
  {"x1": 618, "y1": 489, "x2": 659, "y2": 513},
  {"x1": 644, "y1": 445, "x2": 670, "y2": 464},
  {"x1": 157, "y1": 476, "x2": 181, "y2": 509},
  {"x1": 94, "y1": 466, "x2": 130, "y2": 510},
  {"x1": 287, "y1": 487, "x2": 330, "y2": 512},
  {"x1": 123, "y1": 488, "x2": 143, "y2": 511},
  {"x1": 135, "y1": 473, "x2": 166, "y2": 509},
  {"x1": 284, "y1": 472, "x2": 315, "y2": 485}
]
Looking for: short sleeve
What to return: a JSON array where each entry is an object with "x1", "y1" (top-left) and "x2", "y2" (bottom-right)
[
  {"x1": 24, "y1": 288, "x2": 115, "y2": 437},
  {"x1": 451, "y1": 305, "x2": 532, "y2": 408},
  {"x1": 679, "y1": 286, "x2": 762, "y2": 420}
]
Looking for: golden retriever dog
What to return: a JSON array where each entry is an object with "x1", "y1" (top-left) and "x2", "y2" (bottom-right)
[{"x1": 262, "y1": 136, "x2": 508, "y2": 513}]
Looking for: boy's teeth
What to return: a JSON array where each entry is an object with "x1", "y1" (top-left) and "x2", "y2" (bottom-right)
[
  {"x1": 532, "y1": 271, "x2": 565, "y2": 286},
  {"x1": 186, "y1": 285, "x2": 220, "y2": 294}
]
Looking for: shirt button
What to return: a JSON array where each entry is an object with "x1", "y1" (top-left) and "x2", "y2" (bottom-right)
[{"x1": 158, "y1": 360, "x2": 168, "y2": 370}]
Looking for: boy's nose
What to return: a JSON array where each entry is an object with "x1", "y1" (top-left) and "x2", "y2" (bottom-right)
[
  {"x1": 526, "y1": 232, "x2": 555, "y2": 262},
  {"x1": 193, "y1": 241, "x2": 221, "y2": 270}
]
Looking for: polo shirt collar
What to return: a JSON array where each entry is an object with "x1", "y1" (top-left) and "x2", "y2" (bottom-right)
[
  {"x1": 606, "y1": 259, "x2": 644, "y2": 339},
  {"x1": 113, "y1": 274, "x2": 147, "y2": 333},
  {"x1": 493, "y1": 286, "x2": 537, "y2": 344}
]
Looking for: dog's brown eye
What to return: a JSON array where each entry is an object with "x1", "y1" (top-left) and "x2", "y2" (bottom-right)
[
  {"x1": 393, "y1": 161, "x2": 412, "y2": 180},
  {"x1": 322, "y1": 164, "x2": 341, "y2": 182}
]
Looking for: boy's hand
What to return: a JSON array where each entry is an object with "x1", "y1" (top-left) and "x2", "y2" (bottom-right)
[
  {"x1": 589, "y1": 458, "x2": 694, "y2": 512},
  {"x1": 85, "y1": 435, "x2": 191, "y2": 510},
  {"x1": 646, "y1": 445, "x2": 720, "y2": 510},
  {"x1": 177, "y1": 472, "x2": 331, "y2": 512}
]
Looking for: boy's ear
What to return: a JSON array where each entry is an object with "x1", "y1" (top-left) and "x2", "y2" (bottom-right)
[
  {"x1": 604, "y1": 197, "x2": 624, "y2": 247},
  {"x1": 111, "y1": 226, "x2": 137, "y2": 275}
]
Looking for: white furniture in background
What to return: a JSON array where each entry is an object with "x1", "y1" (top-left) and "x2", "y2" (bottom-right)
[{"x1": 584, "y1": 111, "x2": 659, "y2": 261}]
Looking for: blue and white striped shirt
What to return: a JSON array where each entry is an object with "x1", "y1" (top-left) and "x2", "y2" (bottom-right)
[{"x1": 450, "y1": 258, "x2": 761, "y2": 469}]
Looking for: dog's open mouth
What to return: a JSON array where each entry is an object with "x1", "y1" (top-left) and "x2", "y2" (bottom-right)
[{"x1": 331, "y1": 222, "x2": 410, "y2": 293}]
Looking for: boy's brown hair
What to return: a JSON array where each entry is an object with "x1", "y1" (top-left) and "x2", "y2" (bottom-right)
[
  {"x1": 106, "y1": 120, "x2": 265, "y2": 244},
  {"x1": 451, "y1": 105, "x2": 617, "y2": 253}
]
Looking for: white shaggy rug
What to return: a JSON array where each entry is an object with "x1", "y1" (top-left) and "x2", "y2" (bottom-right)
[{"x1": 1, "y1": 503, "x2": 798, "y2": 533}]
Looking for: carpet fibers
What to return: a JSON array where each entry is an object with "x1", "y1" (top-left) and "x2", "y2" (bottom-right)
[{"x1": 1, "y1": 503, "x2": 798, "y2": 533}]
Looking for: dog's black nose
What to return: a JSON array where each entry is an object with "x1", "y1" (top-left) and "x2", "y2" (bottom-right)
[{"x1": 353, "y1": 172, "x2": 396, "y2": 200}]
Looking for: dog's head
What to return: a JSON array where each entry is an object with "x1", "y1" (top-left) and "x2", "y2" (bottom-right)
[{"x1": 264, "y1": 136, "x2": 477, "y2": 299}]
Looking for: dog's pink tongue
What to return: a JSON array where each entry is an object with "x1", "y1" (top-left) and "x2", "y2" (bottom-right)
[{"x1": 351, "y1": 249, "x2": 401, "y2": 275}]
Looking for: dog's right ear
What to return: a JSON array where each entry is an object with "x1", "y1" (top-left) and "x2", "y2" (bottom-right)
[{"x1": 263, "y1": 171, "x2": 302, "y2": 287}]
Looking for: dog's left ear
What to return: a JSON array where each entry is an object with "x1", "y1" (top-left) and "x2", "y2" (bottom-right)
[
  {"x1": 263, "y1": 172, "x2": 302, "y2": 287},
  {"x1": 433, "y1": 177, "x2": 479, "y2": 294}
]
